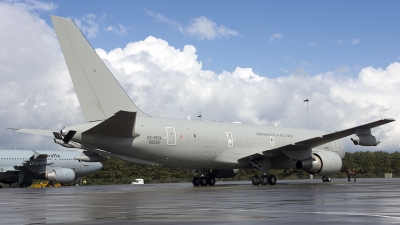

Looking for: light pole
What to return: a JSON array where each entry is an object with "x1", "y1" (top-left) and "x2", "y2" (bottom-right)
[
  {"x1": 303, "y1": 98, "x2": 309, "y2": 128},
  {"x1": 303, "y1": 98, "x2": 312, "y2": 179}
]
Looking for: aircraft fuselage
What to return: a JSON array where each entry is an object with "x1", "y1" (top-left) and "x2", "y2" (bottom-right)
[{"x1": 67, "y1": 117, "x2": 345, "y2": 170}]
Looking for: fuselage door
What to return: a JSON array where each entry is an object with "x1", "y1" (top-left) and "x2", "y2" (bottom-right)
[
  {"x1": 166, "y1": 127, "x2": 176, "y2": 146},
  {"x1": 226, "y1": 132, "x2": 233, "y2": 147}
]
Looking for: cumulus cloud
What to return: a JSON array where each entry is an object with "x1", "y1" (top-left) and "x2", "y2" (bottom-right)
[
  {"x1": 269, "y1": 33, "x2": 282, "y2": 42},
  {"x1": 0, "y1": 1, "x2": 83, "y2": 150},
  {"x1": 145, "y1": 9, "x2": 238, "y2": 40},
  {"x1": 96, "y1": 38, "x2": 399, "y2": 152},
  {"x1": 1, "y1": 2, "x2": 398, "y2": 153}
]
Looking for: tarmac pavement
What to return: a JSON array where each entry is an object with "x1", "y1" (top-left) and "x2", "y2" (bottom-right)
[{"x1": 1, "y1": 178, "x2": 400, "y2": 224}]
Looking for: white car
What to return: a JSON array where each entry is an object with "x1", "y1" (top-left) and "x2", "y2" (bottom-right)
[{"x1": 131, "y1": 179, "x2": 144, "y2": 185}]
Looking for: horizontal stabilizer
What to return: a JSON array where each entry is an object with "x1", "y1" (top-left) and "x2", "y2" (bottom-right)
[
  {"x1": 8, "y1": 128, "x2": 54, "y2": 137},
  {"x1": 83, "y1": 111, "x2": 138, "y2": 138}
]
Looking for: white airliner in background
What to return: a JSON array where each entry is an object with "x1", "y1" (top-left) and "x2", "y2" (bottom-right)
[
  {"x1": 0, "y1": 149, "x2": 106, "y2": 188},
  {"x1": 13, "y1": 15, "x2": 395, "y2": 187}
]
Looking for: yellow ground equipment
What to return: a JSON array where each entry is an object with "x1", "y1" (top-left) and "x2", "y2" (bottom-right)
[{"x1": 30, "y1": 181, "x2": 61, "y2": 188}]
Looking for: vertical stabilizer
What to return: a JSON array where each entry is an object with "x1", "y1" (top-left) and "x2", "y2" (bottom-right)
[{"x1": 50, "y1": 15, "x2": 148, "y2": 122}]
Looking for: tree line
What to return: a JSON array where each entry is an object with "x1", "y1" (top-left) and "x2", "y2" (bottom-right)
[{"x1": 83, "y1": 151, "x2": 400, "y2": 184}]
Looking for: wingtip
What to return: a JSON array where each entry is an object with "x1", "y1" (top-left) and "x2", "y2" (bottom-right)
[{"x1": 384, "y1": 118, "x2": 395, "y2": 122}]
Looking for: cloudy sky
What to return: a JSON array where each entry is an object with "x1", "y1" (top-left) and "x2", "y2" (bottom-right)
[{"x1": 0, "y1": 0, "x2": 399, "y2": 153}]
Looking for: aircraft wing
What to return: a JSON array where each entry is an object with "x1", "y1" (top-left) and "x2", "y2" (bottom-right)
[
  {"x1": 293, "y1": 118, "x2": 395, "y2": 148},
  {"x1": 261, "y1": 118, "x2": 395, "y2": 160},
  {"x1": 7, "y1": 128, "x2": 54, "y2": 137},
  {"x1": 0, "y1": 151, "x2": 50, "y2": 173}
]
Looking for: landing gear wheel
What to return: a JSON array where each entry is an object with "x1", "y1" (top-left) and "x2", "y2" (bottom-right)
[
  {"x1": 251, "y1": 176, "x2": 260, "y2": 185},
  {"x1": 208, "y1": 177, "x2": 216, "y2": 186},
  {"x1": 192, "y1": 177, "x2": 200, "y2": 186},
  {"x1": 268, "y1": 175, "x2": 277, "y2": 185},
  {"x1": 322, "y1": 176, "x2": 328, "y2": 182},
  {"x1": 200, "y1": 177, "x2": 208, "y2": 186},
  {"x1": 260, "y1": 175, "x2": 268, "y2": 185},
  {"x1": 327, "y1": 177, "x2": 331, "y2": 182}
]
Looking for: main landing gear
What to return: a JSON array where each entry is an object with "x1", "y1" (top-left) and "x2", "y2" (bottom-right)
[
  {"x1": 248, "y1": 157, "x2": 276, "y2": 186},
  {"x1": 192, "y1": 176, "x2": 216, "y2": 186},
  {"x1": 251, "y1": 175, "x2": 277, "y2": 185}
]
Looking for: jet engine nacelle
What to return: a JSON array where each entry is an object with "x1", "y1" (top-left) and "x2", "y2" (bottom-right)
[
  {"x1": 296, "y1": 151, "x2": 342, "y2": 176},
  {"x1": 44, "y1": 168, "x2": 75, "y2": 183},
  {"x1": 351, "y1": 135, "x2": 379, "y2": 146}
]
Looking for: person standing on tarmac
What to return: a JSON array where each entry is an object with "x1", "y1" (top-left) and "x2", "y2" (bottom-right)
[
  {"x1": 352, "y1": 168, "x2": 356, "y2": 182},
  {"x1": 347, "y1": 169, "x2": 351, "y2": 182}
]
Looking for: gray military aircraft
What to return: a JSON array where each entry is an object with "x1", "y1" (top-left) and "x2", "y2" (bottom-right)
[
  {"x1": 0, "y1": 149, "x2": 106, "y2": 188},
  {"x1": 13, "y1": 15, "x2": 395, "y2": 186}
]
